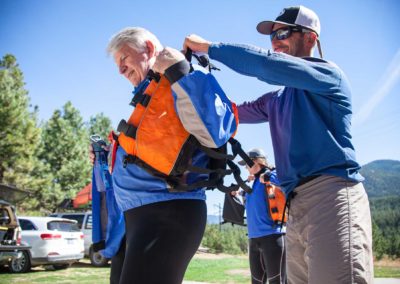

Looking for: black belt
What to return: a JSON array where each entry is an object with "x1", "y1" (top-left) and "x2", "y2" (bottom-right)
[{"x1": 296, "y1": 175, "x2": 321, "y2": 187}]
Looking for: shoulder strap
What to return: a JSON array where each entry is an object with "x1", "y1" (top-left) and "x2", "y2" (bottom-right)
[{"x1": 185, "y1": 48, "x2": 220, "y2": 72}]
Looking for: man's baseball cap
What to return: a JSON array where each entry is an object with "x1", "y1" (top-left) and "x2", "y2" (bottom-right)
[
  {"x1": 238, "y1": 148, "x2": 266, "y2": 166},
  {"x1": 256, "y1": 6, "x2": 321, "y2": 36}
]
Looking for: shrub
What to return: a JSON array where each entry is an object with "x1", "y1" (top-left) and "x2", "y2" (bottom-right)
[{"x1": 202, "y1": 224, "x2": 248, "y2": 254}]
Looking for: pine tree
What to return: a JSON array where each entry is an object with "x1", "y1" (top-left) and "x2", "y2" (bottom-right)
[
  {"x1": 38, "y1": 101, "x2": 91, "y2": 210},
  {"x1": 88, "y1": 112, "x2": 114, "y2": 140},
  {"x1": 0, "y1": 54, "x2": 43, "y2": 195}
]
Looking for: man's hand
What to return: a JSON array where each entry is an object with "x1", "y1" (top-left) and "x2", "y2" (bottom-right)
[
  {"x1": 183, "y1": 34, "x2": 212, "y2": 54},
  {"x1": 152, "y1": 47, "x2": 185, "y2": 74}
]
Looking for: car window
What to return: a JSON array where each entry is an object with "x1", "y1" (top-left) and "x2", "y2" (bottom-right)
[
  {"x1": 60, "y1": 215, "x2": 84, "y2": 228},
  {"x1": 19, "y1": 219, "x2": 37, "y2": 231},
  {"x1": 0, "y1": 208, "x2": 11, "y2": 225},
  {"x1": 47, "y1": 221, "x2": 80, "y2": 232},
  {"x1": 85, "y1": 214, "x2": 92, "y2": 229}
]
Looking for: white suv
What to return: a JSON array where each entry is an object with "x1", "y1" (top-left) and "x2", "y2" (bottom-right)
[
  {"x1": 15, "y1": 216, "x2": 84, "y2": 272},
  {"x1": 49, "y1": 211, "x2": 109, "y2": 266}
]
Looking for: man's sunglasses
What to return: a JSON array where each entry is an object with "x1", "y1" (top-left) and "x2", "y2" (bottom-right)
[{"x1": 270, "y1": 26, "x2": 309, "y2": 41}]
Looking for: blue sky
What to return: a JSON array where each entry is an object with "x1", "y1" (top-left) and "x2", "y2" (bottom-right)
[{"x1": 1, "y1": 0, "x2": 399, "y2": 213}]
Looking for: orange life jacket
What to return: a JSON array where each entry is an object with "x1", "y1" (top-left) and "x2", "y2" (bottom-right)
[
  {"x1": 116, "y1": 71, "x2": 251, "y2": 193},
  {"x1": 118, "y1": 74, "x2": 195, "y2": 177},
  {"x1": 265, "y1": 180, "x2": 287, "y2": 225}
]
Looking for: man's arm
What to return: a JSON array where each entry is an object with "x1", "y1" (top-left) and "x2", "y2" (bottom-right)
[
  {"x1": 237, "y1": 93, "x2": 272, "y2": 124},
  {"x1": 183, "y1": 34, "x2": 343, "y2": 95},
  {"x1": 209, "y1": 43, "x2": 342, "y2": 94}
]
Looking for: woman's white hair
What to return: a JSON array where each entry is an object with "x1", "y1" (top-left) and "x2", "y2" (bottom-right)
[{"x1": 107, "y1": 27, "x2": 163, "y2": 55}]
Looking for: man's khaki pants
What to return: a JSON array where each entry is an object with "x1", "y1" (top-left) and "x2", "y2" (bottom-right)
[{"x1": 286, "y1": 175, "x2": 374, "y2": 284}]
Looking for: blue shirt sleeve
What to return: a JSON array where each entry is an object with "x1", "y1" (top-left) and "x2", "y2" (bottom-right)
[
  {"x1": 237, "y1": 91, "x2": 281, "y2": 123},
  {"x1": 209, "y1": 43, "x2": 343, "y2": 94}
]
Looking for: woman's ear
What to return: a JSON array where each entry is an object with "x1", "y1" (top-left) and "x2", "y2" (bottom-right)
[{"x1": 145, "y1": 40, "x2": 156, "y2": 58}]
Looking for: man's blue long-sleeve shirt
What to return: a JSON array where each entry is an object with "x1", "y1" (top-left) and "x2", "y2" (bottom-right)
[{"x1": 209, "y1": 43, "x2": 363, "y2": 194}]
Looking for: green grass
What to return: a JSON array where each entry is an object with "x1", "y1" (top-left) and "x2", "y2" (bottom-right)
[
  {"x1": 184, "y1": 256, "x2": 250, "y2": 283},
  {"x1": 374, "y1": 266, "x2": 400, "y2": 278},
  {"x1": 1, "y1": 256, "x2": 399, "y2": 283},
  {"x1": 0, "y1": 262, "x2": 111, "y2": 284}
]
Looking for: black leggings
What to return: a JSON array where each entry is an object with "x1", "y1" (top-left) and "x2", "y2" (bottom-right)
[
  {"x1": 120, "y1": 199, "x2": 207, "y2": 284},
  {"x1": 110, "y1": 236, "x2": 126, "y2": 284},
  {"x1": 249, "y1": 234, "x2": 286, "y2": 284}
]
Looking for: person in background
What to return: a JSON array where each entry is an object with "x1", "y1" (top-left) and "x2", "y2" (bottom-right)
[
  {"x1": 183, "y1": 5, "x2": 373, "y2": 284},
  {"x1": 90, "y1": 26, "x2": 237, "y2": 284},
  {"x1": 235, "y1": 148, "x2": 286, "y2": 284}
]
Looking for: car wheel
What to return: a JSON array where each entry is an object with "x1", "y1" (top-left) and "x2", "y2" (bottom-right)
[
  {"x1": 9, "y1": 250, "x2": 31, "y2": 273},
  {"x1": 52, "y1": 263, "x2": 70, "y2": 270},
  {"x1": 89, "y1": 246, "x2": 109, "y2": 267}
]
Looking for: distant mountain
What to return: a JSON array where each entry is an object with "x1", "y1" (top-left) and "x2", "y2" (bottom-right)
[{"x1": 360, "y1": 159, "x2": 400, "y2": 198}]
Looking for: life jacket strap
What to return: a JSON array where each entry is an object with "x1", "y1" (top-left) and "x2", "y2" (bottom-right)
[
  {"x1": 227, "y1": 160, "x2": 253, "y2": 193},
  {"x1": 229, "y1": 138, "x2": 255, "y2": 168},
  {"x1": 130, "y1": 91, "x2": 151, "y2": 107},
  {"x1": 185, "y1": 48, "x2": 220, "y2": 72},
  {"x1": 117, "y1": 119, "x2": 138, "y2": 139},
  {"x1": 147, "y1": 70, "x2": 161, "y2": 82},
  {"x1": 216, "y1": 183, "x2": 241, "y2": 193},
  {"x1": 168, "y1": 176, "x2": 222, "y2": 192},
  {"x1": 187, "y1": 165, "x2": 233, "y2": 175},
  {"x1": 198, "y1": 144, "x2": 235, "y2": 160}
]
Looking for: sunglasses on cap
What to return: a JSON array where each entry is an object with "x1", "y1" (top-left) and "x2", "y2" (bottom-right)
[{"x1": 270, "y1": 26, "x2": 311, "y2": 41}]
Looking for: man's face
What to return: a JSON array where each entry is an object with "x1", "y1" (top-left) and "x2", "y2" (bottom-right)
[
  {"x1": 113, "y1": 43, "x2": 151, "y2": 87},
  {"x1": 270, "y1": 23, "x2": 306, "y2": 57}
]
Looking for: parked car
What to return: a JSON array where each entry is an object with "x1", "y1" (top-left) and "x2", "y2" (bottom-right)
[
  {"x1": 13, "y1": 216, "x2": 84, "y2": 272},
  {"x1": 0, "y1": 199, "x2": 31, "y2": 272},
  {"x1": 49, "y1": 211, "x2": 109, "y2": 266}
]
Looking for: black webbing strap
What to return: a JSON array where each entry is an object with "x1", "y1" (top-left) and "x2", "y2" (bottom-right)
[
  {"x1": 187, "y1": 165, "x2": 233, "y2": 176},
  {"x1": 185, "y1": 48, "x2": 193, "y2": 62},
  {"x1": 168, "y1": 176, "x2": 223, "y2": 192},
  {"x1": 117, "y1": 119, "x2": 138, "y2": 139},
  {"x1": 227, "y1": 160, "x2": 253, "y2": 193},
  {"x1": 129, "y1": 70, "x2": 160, "y2": 107},
  {"x1": 147, "y1": 70, "x2": 161, "y2": 82},
  {"x1": 278, "y1": 191, "x2": 296, "y2": 231},
  {"x1": 217, "y1": 182, "x2": 241, "y2": 193},
  {"x1": 185, "y1": 48, "x2": 220, "y2": 72},
  {"x1": 229, "y1": 138, "x2": 254, "y2": 168},
  {"x1": 198, "y1": 144, "x2": 235, "y2": 160},
  {"x1": 185, "y1": 48, "x2": 195, "y2": 73},
  {"x1": 130, "y1": 91, "x2": 151, "y2": 107},
  {"x1": 111, "y1": 131, "x2": 119, "y2": 143}
]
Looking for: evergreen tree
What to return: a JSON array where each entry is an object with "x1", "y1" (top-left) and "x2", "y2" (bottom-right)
[
  {"x1": 372, "y1": 221, "x2": 387, "y2": 260},
  {"x1": 38, "y1": 101, "x2": 91, "y2": 210},
  {"x1": 88, "y1": 112, "x2": 113, "y2": 140},
  {"x1": 0, "y1": 54, "x2": 44, "y2": 196}
]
